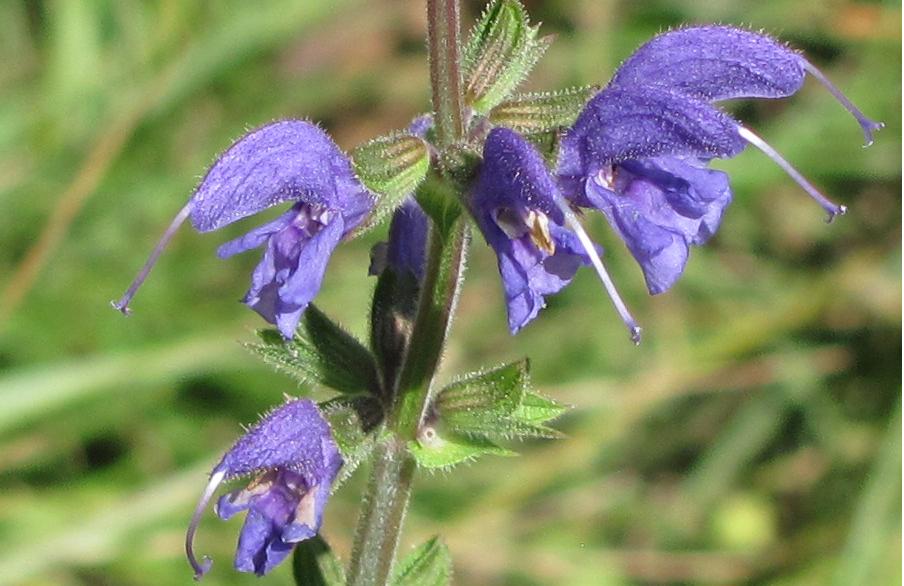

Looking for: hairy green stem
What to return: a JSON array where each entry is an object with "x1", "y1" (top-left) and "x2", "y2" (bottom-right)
[
  {"x1": 347, "y1": 216, "x2": 469, "y2": 586},
  {"x1": 392, "y1": 218, "x2": 469, "y2": 435},
  {"x1": 427, "y1": 0, "x2": 465, "y2": 146},
  {"x1": 346, "y1": 437, "x2": 416, "y2": 586},
  {"x1": 346, "y1": 2, "x2": 467, "y2": 584}
]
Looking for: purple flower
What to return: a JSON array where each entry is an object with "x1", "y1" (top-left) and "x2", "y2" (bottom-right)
[
  {"x1": 114, "y1": 120, "x2": 374, "y2": 338},
  {"x1": 369, "y1": 198, "x2": 430, "y2": 281},
  {"x1": 558, "y1": 25, "x2": 882, "y2": 301},
  {"x1": 185, "y1": 398, "x2": 342, "y2": 578},
  {"x1": 471, "y1": 127, "x2": 604, "y2": 334}
]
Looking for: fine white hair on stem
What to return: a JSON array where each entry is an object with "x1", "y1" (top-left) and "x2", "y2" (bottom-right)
[
  {"x1": 112, "y1": 202, "x2": 194, "y2": 315},
  {"x1": 553, "y1": 194, "x2": 642, "y2": 345},
  {"x1": 185, "y1": 468, "x2": 225, "y2": 580},
  {"x1": 737, "y1": 126, "x2": 847, "y2": 223}
]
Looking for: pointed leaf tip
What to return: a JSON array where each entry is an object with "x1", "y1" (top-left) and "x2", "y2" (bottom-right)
[
  {"x1": 463, "y1": 0, "x2": 549, "y2": 113},
  {"x1": 391, "y1": 536, "x2": 453, "y2": 586}
]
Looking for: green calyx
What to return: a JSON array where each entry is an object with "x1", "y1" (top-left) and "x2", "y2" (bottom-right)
[
  {"x1": 489, "y1": 85, "x2": 599, "y2": 133},
  {"x1": 463, "y1": 0, "x2": 550, "y2": 114},
  {"x1": 352, "y1": 132, "x2": 431, "y2": 234}
]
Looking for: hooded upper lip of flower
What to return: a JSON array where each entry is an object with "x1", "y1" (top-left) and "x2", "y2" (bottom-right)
[
  {"x1": 555, "y1": 24, "x2": 882, "y2": 301},
  {"x1": 185, "y1": 398, "x2": 343, "y2": 579},
  {"x1": 113, "y1": 119, "x2": 375, "y2": 339}
]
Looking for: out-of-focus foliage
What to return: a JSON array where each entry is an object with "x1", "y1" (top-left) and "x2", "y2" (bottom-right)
[{"x1": 0, "y1": 1, "x2": 899, "y2": 585}]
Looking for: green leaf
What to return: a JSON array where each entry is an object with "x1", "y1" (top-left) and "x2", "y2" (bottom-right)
[
  {"x1": 292, "y1": 535, "x2": 345, "y2": 586},
  {"x1": 433, "y1": 360, "x2": 566, "y2": 441},
  {"x1": 435, "y1": 360, "x2": 528, "y2": 419},
  {"x1": 352, "y1": 133, "x2": 431, "y2": 235},
  {"x1": 489, "y1": 85, "x2": 598, "y2": 133},
  {"x1": 244, "y1": 305, "x2": 379, "y2": 395},
  {"x1": 513, "y1": 391, "x2": 568, "y2": 425},
  {"x1": 462, "y1": 0, "x2": 550, "y2": 113},
  {"x1": 409, "y1": 430, "x2": 514, "y2": 469},
  {"x1": 391, "y1": 536, "x2": 453, "y2": 586},
  {"x1": 319, "y1": 396, "x2": 382, "y2": 487}
]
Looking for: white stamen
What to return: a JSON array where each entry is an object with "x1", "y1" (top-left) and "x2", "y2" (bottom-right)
[
  {"x1": 112, "y1": 202, "x2": 193, "y2": 314},
  {"x1": 185, "y1": 468, "x2": 225, "y2": 580},
  {"x1": 737, "y1": 126, "x2": 847, "y2": 223},
  {"x1": 553, "y1": 196, "x2": 642, "y2": 345},
  {"x1": 801, "y1": 59, "x2": 885, "y2": 147}
]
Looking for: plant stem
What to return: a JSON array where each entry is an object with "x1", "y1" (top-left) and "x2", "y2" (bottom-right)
[
  {"x1": 346, "y1": 437, "x2": 416, "y2": 586},
  {"x1": 427, "y1": 0, "x2": 465, "y2": 147},
  {"x1": 346, "y1": 3, "x2": 467, "y2": 585},
  {"x1": 346, "y1": 217, "x2": 468, "y2": 586}
]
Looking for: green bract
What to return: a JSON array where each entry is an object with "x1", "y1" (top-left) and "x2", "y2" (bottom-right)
[
  {"x1": 391, "y1": 537, "x2": 453, "y2": 586},
  {"x1": 489, "y1": 86, "x2": 599, "y2": 133},
  {"x1": 351, "y1": 133, "x2": 431, "y2": 234},
  {"x1": 463, "y1": 0, "x2": 549, "y2": 113},
  {"x1": 410, "y1": 360, "x2": 567, "y2": 469},
  {"x1": 245, "y1": 305, "x2": 380, "y2": 396}
]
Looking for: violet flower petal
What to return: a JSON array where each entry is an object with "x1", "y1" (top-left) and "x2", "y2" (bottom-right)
[
  {"x1": 216, "y1": 208, "x2": 297, "y2": 259},
  {"x1": 473, "y1": 128, "x2": 593, "y2": 333},
  {"x1": 558, "y1": 85, "x2": 746, "y2": 199},
  {"x1": 611, "y1": 26, "x2": 805, "y2": 101},
  {"x1": 610, "y1": 25, "x2": 883, "y2": 145},
  {"x1": 584, "y1": 157, "x2": 733, "y2": 295},
  {"x1": 215, "y1": 399, "x2": 342, "y2": 481},
  {"x1": 385, "y1": 198, "x2": 429, "y2": 281},
  {"x1": 617, "y1": 157, "x2": 732, "y2": 245},
  {"x1": 231, "y1": 486, "x2": 296, "y2": 575},
  {"x1": 237, "y1": 210, "x2": 345, "y2": 339},
  {"x1": 189, "y1": 120, "x2": 373, "y2": 233},
  {"x1": 186, "y1": 400, "x2": 342, "y2": 578}
]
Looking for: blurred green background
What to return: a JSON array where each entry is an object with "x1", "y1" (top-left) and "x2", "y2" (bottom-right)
[{"x1": 0, "y1": 1, "x2": 900, "y2": 585}]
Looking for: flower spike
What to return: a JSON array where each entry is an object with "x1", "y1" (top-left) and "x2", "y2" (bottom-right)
[{"x1": 737, "y1": 126, "x2": 847, "y2": 222}]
